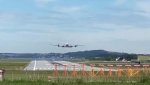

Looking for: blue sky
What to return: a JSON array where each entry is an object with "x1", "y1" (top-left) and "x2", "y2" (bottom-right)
[{"x1": 0, "y1": 0, "x2": 150, "y2": 53}]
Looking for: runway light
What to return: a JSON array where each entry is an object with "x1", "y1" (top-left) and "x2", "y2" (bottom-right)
[
  {"x1": 90, "y1": 64, "x2": 95, "y2": 77},
  {"x1": 54, "y1": 64, "x2": 59, "y2": 77},
  {"x1": 107, "y1": 65, "x2": 113, "y2": 77},
  {"x1": 99, "y1": 64, "x2": 104, "y2": 76},
  {"x1": 116, "y1": 65, "x2": 123, "y2": 77},
  {"x1": 71, "y1": 65, "x2": 78, "y2": 77},
  {"x1": 63, "y1": 64, "x2": 68, "y2": 76}
]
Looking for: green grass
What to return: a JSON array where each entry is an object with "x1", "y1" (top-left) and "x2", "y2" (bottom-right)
[
  {"x1": 0, "y1": 59, "x2": 29, "y2": 70},
  {"x1": 0, "y1": 79, "x2": 150, "y2": 85},
  {"x1": 138, "y1": 56, "x2": 150, "y2": 61}
]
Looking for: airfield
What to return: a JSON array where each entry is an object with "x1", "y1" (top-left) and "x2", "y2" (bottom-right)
[
  {"x1": 24, "y1": 60, "x2": 113, "y2": 71},
  {"x1": 0, "y1": 59, "x2": 150, "y2": 85},
  {"x1": 23, "y1": 60, "x2": 150, "y2": 78}
]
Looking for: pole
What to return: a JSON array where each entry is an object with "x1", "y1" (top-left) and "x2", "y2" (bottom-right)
[{"x1": 54, "y1": 64, "x2": 59, "y2": 77}]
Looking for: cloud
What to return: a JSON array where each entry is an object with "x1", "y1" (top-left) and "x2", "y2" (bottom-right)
[
  {"x1": 88, "y1": 22, "x2": 150, "y2": 41},
  {"x1": 135, "y1": 0, "x2": 150, "y2": 18},
  {"x1": 0, "y1": 12, "x2": 18, "y2": 31},
  {"x1": 0, "y1": 12, "x2": 59, "y2": 33},
  {"x1": 35, "y1": 0, "x2": 55, "y2": 7},
  {"x1": 136, "y1": 0, "x2": 150, "y2": 13},
  {"x1": 54, "y1": 6, "x2": 82, "y2": 14},
  {"x1": 0, "y1": 13, "x2": 16, "y2": 23},
  {"x1": 115, "y1": 0, "x2": 127, "y2": 6},
  {"x1": 91, "y1": 23, "x2": 131, "y2": 30}
]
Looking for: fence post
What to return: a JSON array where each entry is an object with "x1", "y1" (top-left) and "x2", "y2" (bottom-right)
[
  {"x1": 90, "y1": 64, "x2": 95, "y2": 77},
  {"x1": 72, "y1": 64, "x2": 77, "y2": 77},
  {"x1": 63, "y1": 64, "x2": 68, "y2": 77},
  {"x1": 116, "y1": 65, "x2": 123, "y2": 77},
  {"x1": 134, "y1": 65, "x2": 141, "y2": 77},
  {"x1": 99, "y1": 65, "x2": 104, "y2": 76},
  {"x1": 54, "y1": 64, "x2": 59, "y2": 77},
  {"x1": 125, "y1": 65, "x2": 132, "y2": 78},
  {"x1": 81, "y1": 64, "x2": 86, "y2": 76},
  {"x1": 108, "y1": 65, "x2": 113, "y2": 77}
]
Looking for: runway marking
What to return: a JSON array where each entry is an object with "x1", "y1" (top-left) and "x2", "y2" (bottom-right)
[
  {"x1": 33, "y1": 60, "x2": 37, "y2": 71},
  {"x1": 24, "y1": 60, "x2": 116, "y2": 71}
]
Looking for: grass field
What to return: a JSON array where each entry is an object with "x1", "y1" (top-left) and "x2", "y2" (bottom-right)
[
  {"x1": 0, "y1": 80, "x2": 150, "y2": 85},
  {"x1": 138, "y1": 56, "x2": 150, "y2": 61},
  {"x1": 0, "y1": 59, "x2": 150, "y2": 85}
]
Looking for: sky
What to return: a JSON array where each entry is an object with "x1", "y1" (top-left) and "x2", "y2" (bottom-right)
[{"x1": 0, "y1": 0, "x2": 150, "y2": 54}]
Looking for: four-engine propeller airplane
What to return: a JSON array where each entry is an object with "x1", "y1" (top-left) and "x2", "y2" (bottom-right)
[{"x1": 50, "y1": 43, "x2": 83, "y2": 48}]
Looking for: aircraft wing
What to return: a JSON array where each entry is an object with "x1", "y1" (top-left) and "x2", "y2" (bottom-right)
[
  {"x1": 74, "y1": 45, "x2": 84, "y2": 47},
  {"x1": 49, "y1": 44, "x2": 59, "y2": 46}
]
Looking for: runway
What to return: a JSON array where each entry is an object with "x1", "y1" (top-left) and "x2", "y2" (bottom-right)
[
  {"x1": 24, "y1": 60, "x2": 116, "y2": 71},
  {"x1": 24, "y1": 60, "x2": 54, "y2": 71}
]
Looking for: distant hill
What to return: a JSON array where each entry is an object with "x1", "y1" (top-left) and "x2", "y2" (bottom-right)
[
  {"x1": 64, "y1": 50, "x2": 137, "y2": 60},
  {"x1": 0, "y1": 50, "x2": 137, "y2": 60}
]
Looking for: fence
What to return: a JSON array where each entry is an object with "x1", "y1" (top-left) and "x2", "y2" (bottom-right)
[{"x1": 4, "y1": 64, "x2": 150, "y2": 82}]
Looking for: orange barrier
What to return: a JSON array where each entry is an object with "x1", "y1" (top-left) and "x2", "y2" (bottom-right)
[
  {"x1": 133, "y1": 65, "x2": 141, "y2": 77},
  {"x1": 81, "y1": 64, "x2": 86, "y2": 76},
  {"x1": 71, "y1": 65, "x2": 78, "y2": 77},
  {"x1": 116, "y1": 65, "x2": 123, "y2": 77},
  {"x1": 99, "y1": 65, "x2": 104, "y2": 76},
  {"x1": 63, "y1": 64, "x2": 68, "y2": 76},
  {"x1": 108, "y1": 65, "x2": 113, "y2": 77},
  {"x1": 90, "y1": 64, "x2": 95, "y2": 77},
  {"x1": 125, "y1": 65, "x2": 132, "y2": 78},
  {"x1": 51, "y1": 64, "x2": 150, "y2": 78},
  {"x1": 54, "y1": 64, "x2": 59, "y2": 77}
]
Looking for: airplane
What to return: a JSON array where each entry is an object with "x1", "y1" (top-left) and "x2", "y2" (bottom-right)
[{"x1": 50, "y1": 43, "x2": 83, "y2": 48}]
